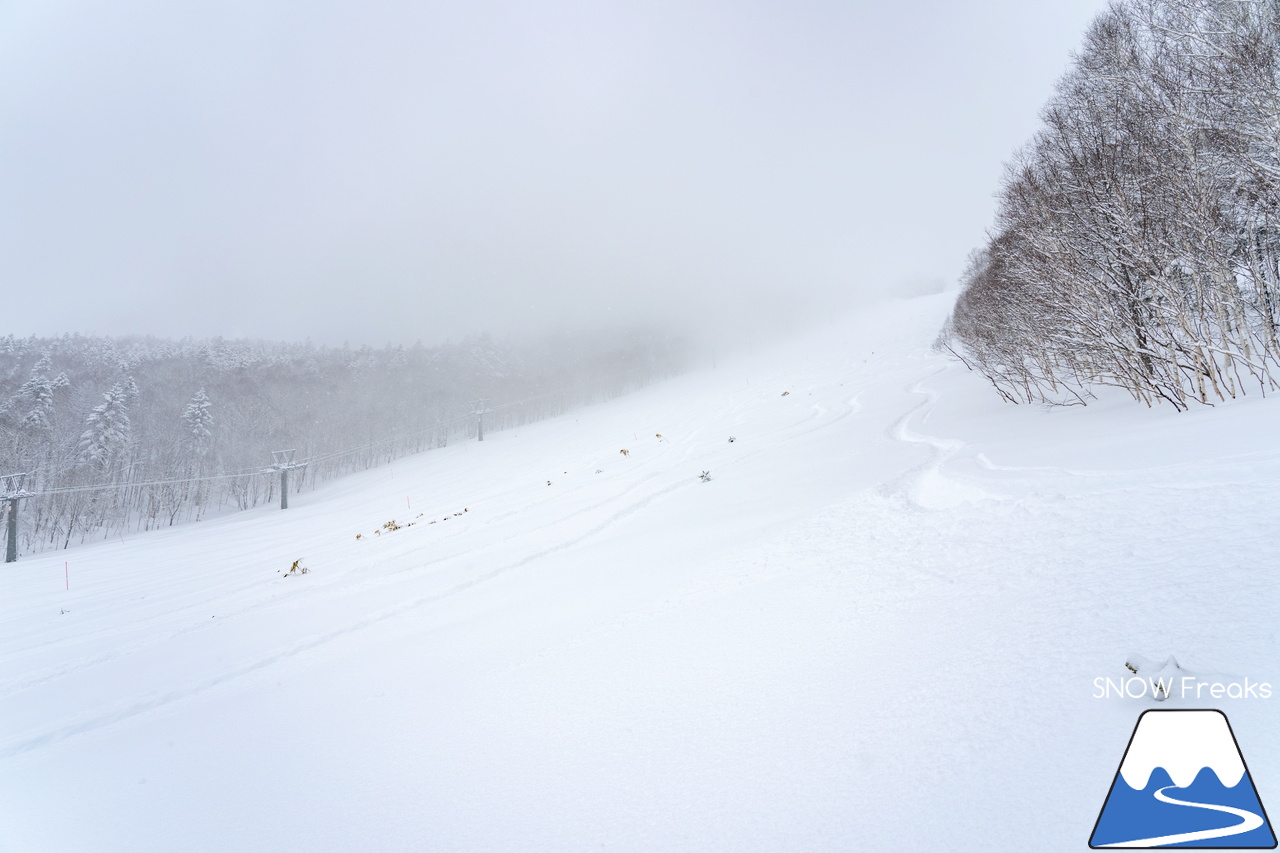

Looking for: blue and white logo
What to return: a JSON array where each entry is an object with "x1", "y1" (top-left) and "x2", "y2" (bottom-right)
[{"x1": 1091, "y1": 710, "x2": 1276, "y2": 848}]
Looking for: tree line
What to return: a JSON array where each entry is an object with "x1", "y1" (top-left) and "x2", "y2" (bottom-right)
[
  {"x1": 0, "y1": 329, "x2": 690, "y2": 554},
  {"x1": 939, "y1": 0, "x2": 1280, "y2": 409}
]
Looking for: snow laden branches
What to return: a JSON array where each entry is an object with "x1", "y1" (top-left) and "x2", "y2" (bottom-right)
[
  {"x1": 78, "y1": 383, "x2": 133, "y2": 473},
  {"x1": 939, "y1": 0, "x2": 1280, "y2": 409},
  {"x1": 180, "y1": 389, "x2": 214, "y2": 459},
  {"x1": 0, "y1": 329, "x2": 691, "y2": 554}
]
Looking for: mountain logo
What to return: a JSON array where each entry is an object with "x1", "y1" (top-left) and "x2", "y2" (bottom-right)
[{"x1": 1090, "y1": 709, "x2": 1276, "y2": 848}]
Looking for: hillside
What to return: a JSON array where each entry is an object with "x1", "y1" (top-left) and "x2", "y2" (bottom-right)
[{"x1": 1, "y1": 292, "x2": 1276, "y2": 852}]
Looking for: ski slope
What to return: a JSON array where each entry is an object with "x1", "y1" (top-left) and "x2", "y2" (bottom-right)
[{"x1": 2, "y1": 293, "x2": 1277, "y2": 852}]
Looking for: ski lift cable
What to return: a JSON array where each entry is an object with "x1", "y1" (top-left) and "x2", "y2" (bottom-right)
[{"x1": 19, "y1": 376, "x2": 624, "y2": 499}]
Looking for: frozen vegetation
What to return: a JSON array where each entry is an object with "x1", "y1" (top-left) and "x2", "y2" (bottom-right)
[
  {"x1": 941, "y1": 0, "x2": 1280, "y2": 409},
  {"x1": 0, "y1": 329, "x2": 689, "y2": 554}
]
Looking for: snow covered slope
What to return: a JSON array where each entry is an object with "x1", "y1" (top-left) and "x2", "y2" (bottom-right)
[{"x1": 2, "y1": 293, "x2": 1277, "y2": 852}]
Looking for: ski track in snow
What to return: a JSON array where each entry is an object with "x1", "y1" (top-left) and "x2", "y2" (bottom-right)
[
  {"x1": 1, "y1": 475, "x2": 695, "y2": 758},
  {"x1": 881, "y1": 368, "x2": 1003, "y2": 511},
  {"x1": 3, "y1": 295, "x2": 1278, "y2": 853},
  {"x1": 0, "y1": 358, "x2": 871, "y2": 760}
]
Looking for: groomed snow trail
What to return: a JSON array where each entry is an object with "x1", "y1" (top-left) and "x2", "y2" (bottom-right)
[{"x1": 1, "y1": 293, "x2": 1277, "y2": 852}]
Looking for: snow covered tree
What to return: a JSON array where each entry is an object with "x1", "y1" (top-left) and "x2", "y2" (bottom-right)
[
  {"x1": 11, "y1": 355, "x2": 68, "y2": 436},
  {"x1": 0, "y1": 327, "x2": 688, "y2": 552},
  {"x1": 180, "y1": 389, "x2": 214, "y2": 458},
  {"x1": 78, "y1": 383, "x2": 132, "y2": 473},
  {"x1": 940, "y1": 0, "x2": 1280, "y2": 408}
]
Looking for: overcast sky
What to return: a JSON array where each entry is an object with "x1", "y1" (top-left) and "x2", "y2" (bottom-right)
[{"x1": 0, "y1": 0, "x2": 1112, "y2": 347}]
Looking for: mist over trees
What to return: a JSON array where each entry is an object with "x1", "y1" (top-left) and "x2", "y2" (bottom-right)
[
  {"x1": 938, "y1": 0, "x2": 1280, "y2": 409},
  {"x1": 0, "y1": 329, "x2": 689, "y2": 554}
]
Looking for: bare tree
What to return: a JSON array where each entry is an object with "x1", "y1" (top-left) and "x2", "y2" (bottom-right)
[{"x1": 942, "y1": 0, "x2": 1280, "y2": 408}]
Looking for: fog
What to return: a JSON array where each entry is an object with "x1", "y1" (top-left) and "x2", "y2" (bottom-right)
[{"x1": 0, "y1": 0, "x2": 1111, "y2": 348}]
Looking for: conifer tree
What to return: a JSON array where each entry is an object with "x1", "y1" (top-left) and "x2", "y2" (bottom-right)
[
  {"x1": 180, "y1": 389, "x2": 214, "y2": 458},
  {"x1": 78, "y1": 384, "x2": 132, "y2": 472}
]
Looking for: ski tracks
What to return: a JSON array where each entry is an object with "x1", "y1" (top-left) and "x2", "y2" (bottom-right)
[
  {"x1": 0, "y1": 472, "x2": 703, "y2": 761},
  {"x1": 882, "y1": 368, "x2": 1002, "y2": 510},
  {"x1": 0, "y1": 357, "x2": 875, "y2": 762}
]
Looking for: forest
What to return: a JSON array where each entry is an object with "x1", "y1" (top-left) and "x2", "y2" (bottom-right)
[
  {"x1": 0, "y1": 328, "x2": 691, "y2": 555},
  {"x1": 938, "y1": 0, "x2": 1280, "y2": 409}
]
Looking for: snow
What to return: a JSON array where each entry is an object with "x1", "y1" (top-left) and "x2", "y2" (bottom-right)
[
  {"x1": 2, "y1": 292, "x2": 1277, "y2": 851},
  {"x1": 1119, "y1": 711, "x2": 1245, "y2": 790}
]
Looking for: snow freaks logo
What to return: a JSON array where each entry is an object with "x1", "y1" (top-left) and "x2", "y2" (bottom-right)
[
  {"x1": 1093, "y1": 676, "x2": 1273, "y2": 701},
  {"x1": 1089, "y1": 710, "x2": 1277, "y2": 848}
]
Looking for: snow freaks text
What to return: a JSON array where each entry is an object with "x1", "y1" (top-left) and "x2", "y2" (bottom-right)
[{"x1": 1093, "y1": 677, "x2": 1273, "y2": 701}]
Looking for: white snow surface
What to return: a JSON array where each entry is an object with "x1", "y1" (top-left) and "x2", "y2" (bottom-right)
[
  {"x1": 1118, "y1": 711, "x2": 1245, "y2": 790},
  {"x1": 2, "y1": 293, "x2": 1278, "y2": 851}
]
